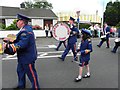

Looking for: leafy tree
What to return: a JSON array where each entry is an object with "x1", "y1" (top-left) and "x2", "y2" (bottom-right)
[
  {"x1": 104, "y1": 0, "x2": 120, "y2": 26},
  {"x1": 23, "y1": 1, "x2": 33, "y2": 9}
]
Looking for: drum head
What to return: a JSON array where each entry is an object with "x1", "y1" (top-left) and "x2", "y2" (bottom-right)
[{"x1": 52, "y1": 23, "x2": 70, "y2": 41}]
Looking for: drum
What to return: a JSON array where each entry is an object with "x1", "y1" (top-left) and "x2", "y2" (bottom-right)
[
  {"x1": 52, "y1": 23, "x2": 71, "y2": 41},
  {"x1": 114, "y1": 38, "x2": 120, "y2": 46},
  {"x1": 100, "y1": 35, "x2": 106, "y2": 41},
  {"x1": 3, "y1": 34, "x2": 16, "y2": 55}
]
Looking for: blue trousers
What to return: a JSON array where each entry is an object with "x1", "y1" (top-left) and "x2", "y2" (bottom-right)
[
  {"x1": 112, "y1": 45, "x2": 119, "y2": 53},
  {"x1": 17, "y1": 62, "x2": 40, "y2": 90},
  {"x1": 99, "y1": 38, "x2": 109, "y2": 48},
  {"x1": 61, "y1": 43, "x2": 77, "y2": 60}
]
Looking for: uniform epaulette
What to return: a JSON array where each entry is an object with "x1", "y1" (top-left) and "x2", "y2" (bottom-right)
[{"x1": 87, "y1": 39, "x2": 91, "y2": 43}]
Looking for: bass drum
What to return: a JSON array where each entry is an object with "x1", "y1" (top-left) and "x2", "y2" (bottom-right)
[{"x1": 52, "y1": 23, "x2": 71, "y2": 41}]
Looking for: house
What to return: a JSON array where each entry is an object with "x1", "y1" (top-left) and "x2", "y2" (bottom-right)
[{"x1": 0, "y1": 6, "x2": 58, "y2": 29}]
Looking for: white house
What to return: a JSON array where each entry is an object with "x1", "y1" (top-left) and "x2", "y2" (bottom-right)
[{"x1": 0, "y1": 6, "x2": 58, "y2": 29}]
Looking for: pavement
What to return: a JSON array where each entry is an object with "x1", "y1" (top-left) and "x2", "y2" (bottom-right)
[{"x1": 1, "y1": 37, "x2": 119, "y2": 89}]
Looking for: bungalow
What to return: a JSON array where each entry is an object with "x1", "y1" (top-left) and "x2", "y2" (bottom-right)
[{"x1": 0, "y1": 6, "x2": 58, "y2": 29}]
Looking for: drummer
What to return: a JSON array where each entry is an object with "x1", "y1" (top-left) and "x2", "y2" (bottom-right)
[
  {"x1": 97, "y1": 23, "x2": 110, "y2": 48},
  {"x1": 111, "y1": 28, "x2": 120, "y2": 53},
  {"x1": 58, "y1": 16, "x2": 79, "y2": 61}
]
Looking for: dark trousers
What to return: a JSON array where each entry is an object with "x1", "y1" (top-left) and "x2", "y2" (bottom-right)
[
  {"x1": 50, "y1": 31, "x2": 53, "y2": 37},
  {"x1": 61, "y1": 43, "x2": 77, "y2": 60},
  {"x1": 56, "y1": 41, "x2": 66, "y2": 50},
  {"x1": 112, "y1": 45, "x2": 119, "y2": 53},
  {"x1": 17, "y1": 62, "x2": 40, "y2": 90},
  {"x1": 45, "y1": 30, "x2": 48, "y2": 37},
  {"x1": 98, "y1": 38, "x2": 110, "y2": 48}
]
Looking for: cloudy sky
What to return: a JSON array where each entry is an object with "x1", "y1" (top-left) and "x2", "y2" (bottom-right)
[{"x1": 0, "y1": 0, "x2": 118, "y2": 17}]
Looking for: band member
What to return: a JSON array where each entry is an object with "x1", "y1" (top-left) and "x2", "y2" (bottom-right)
[
  {"x1": 75, "y1": 29, "x2": 92, "y2": 82},
  {"x1": 4, "y1": 14, "x2": 40, "y2": 89},
  {"x1": 97, "y1": 23, "x2": 110, "y2": 48},
  {"x1": 58, "y1": 16, "x2": 79, "y2": 61},
  {"x1": 55, "y1": 40, "x2": 66, "y2": 51},
  {"x1": 111, "y1": 28, "x2": 120, "y2": 53}
]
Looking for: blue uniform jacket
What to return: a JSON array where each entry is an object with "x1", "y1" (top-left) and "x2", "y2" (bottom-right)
[
  {"x1": 79, "y1": 39, "x2": 92, "y2": 63},
  {"x1": 106, "y1": 26, "x2": 110, "y2": 38},
  {"x1": 14, "y1": 25, "x2": 37, "y2": 64},
  {"x1": 68, "y1": 25, "x2": 79, "y2": 44}
]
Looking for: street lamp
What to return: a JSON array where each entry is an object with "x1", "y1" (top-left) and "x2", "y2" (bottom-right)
[
  {"x1": 101, "y1": 0, "x2": 105, "y2": 29},
  {"x1": 76, "y1": 11, "x2": 80, "y2": 30}
]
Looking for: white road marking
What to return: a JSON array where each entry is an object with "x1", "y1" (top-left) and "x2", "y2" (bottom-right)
[{"x1": 2, "y1": 44, "x2": 80, "y2": 61}]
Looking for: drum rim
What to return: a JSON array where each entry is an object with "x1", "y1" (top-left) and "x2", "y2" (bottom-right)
[{"x1": 52, "y1": 22, "x2": 71, "y2": 41}]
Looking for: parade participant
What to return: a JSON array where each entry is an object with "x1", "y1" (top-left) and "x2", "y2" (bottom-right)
[
  {"x1": 55, "y1": 40, "x2": 66, "y2": 51},
  {"x1": 111, "y1": 28, "x2": 120, "y2": 53},
  {"x1": 97, "y1": 23, "x2": 110, "y2": 48},
  {"x1": 75, "y1": 29, "x2": 92, "y2": 82},
  {"x1": 4, "y1": 14, "x2": 40, "y2": 89},
  {"x1": 58, "y1": 16, "x2": 79, "y2": 61}
]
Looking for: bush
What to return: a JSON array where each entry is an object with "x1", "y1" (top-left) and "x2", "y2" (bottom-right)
[
  {"x1": 0, "y1": 23, "x2": 6, "y2": 29},
  {"x1": 5, "y1": 24, "x2": 18, "y2": 30}
]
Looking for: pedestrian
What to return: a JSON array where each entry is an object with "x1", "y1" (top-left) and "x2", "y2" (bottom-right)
[
  {"x1": 55, "y1": 40, "x2": 66, "y2": 51},
  {"x1": 4, "y1": 13, "x2": 40, "y2": 89},
  {"x1": 45, "y1": 24, "x2": 49, "y2": 37},
  {"x1": 50, "y1": 24, "x2": 53, "y2": 37},
  {"x1": 75, "y1": 29, "x2": 93, "y2": 82},
  {"x1": 111, "y1": 28, "x2": 120, "y2": 53},
  {"x1": 97, "y1": 23, "x2": 110, "y2": 48},
  {"x1": 58, "y1": 16, "x2": 79, "y2": 61}
]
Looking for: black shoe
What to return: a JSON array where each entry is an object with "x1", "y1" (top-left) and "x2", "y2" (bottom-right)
[
  {"x1": 97, "y1": 45, "x2": 100, "y2": 48},
  {"x1": 58, "y1": 57, "x2": 64, "y2": 61},
  {"x1": 74, "y1": 77, "x2": 82, "y2": 82},
  {"x1": 55, "y1": 48, "x2": 58, "y2": 51},
  {"x1": 13, "y1": 86, "x2": 25, "y2": 89},
  {"x1": 106, "y1": 47, "x2": 110, "y2": 48},
  {"x1": 74, "y1": 57, "x2": 78, "y2": 61},
  {"x1": 111, "y1": 50, "x2": 116, "y2": 53},
  {"x1": 83, "y1": 74, "x2": 90, "y2": 78}
]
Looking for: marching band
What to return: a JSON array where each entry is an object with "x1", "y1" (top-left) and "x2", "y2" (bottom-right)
[{"x1": 2, "y1": 14, "x2": 120, "y2": 89}]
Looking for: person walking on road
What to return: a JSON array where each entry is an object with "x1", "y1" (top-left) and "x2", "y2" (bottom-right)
[
  {"x1": 58, "y1": 16, "x2": 79, "y2": 61},
  {"x1": 3, "y1": 14, "x2": 40, "y2": 90},
  {"x1": 97, "y1": 23, "x2": 110, "y2": 48},
  {"x1": 75, "y1": 29, "x2": 92, "y2": 82}
]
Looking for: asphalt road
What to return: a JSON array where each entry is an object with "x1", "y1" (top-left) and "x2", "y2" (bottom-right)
[{"x1": 1, "y1": 37, "x2": 119, "y2": 89}]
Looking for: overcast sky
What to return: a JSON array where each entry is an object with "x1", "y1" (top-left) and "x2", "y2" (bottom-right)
[{"x1": 0, "y1": 0, "x2": 118, "y2": 17}]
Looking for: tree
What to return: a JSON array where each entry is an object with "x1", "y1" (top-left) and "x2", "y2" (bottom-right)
[
  {"x1": 22, "y1": 0, "x2": 53, "y2": 9},
  {"x1": 24, "y1": 1, "x2": 33, "y2": 9},
  {"x1": 104, "y1": 0, "x2": 120, "y2": 26}
]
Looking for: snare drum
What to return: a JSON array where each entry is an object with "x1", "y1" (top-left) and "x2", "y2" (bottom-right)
[
  {"x1": 100, "y1": 35, "x2": 106, "y2": 41},
  {"x1": 114, "y1": 38, "x2": 120, "y2": 46}
]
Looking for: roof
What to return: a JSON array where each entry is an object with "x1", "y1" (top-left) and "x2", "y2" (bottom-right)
[{"x1": 0, "y1": 6, "x2": 58, "y2": 19}]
